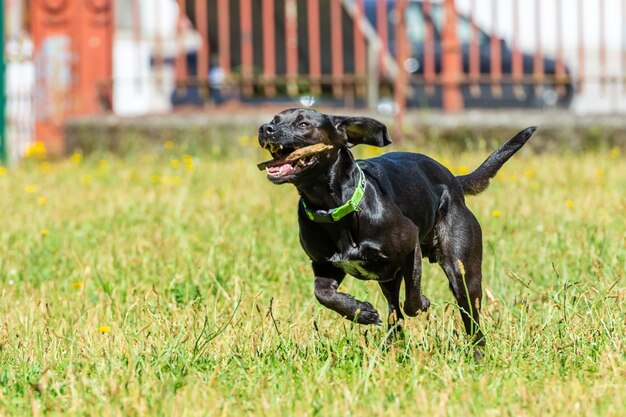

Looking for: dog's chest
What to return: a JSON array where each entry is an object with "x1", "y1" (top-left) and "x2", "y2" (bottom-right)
[{"x1": 328, "y1": 244, "x2": 398, "y2": 281}]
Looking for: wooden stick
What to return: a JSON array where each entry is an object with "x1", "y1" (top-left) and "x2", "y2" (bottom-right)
[{"x1": 257, "y1": 143, "x2": 334, "y2": 170}]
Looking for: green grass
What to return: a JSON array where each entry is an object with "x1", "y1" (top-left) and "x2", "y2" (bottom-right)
[{"x1": 0, "y1": 139, "x2": 624, "y2": 416}]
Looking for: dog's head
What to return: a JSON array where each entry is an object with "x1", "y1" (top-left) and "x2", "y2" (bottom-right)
[{"x1": 258, "y1": 108, "x2": 391, "y2": 184}]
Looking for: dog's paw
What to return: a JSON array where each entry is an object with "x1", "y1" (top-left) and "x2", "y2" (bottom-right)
[
  {"x1": 353, "y1": 301, "x2": 382, "y2": 326},
  {"x1": 403, "y1": 294, "x2": 431, "y2": 317}
]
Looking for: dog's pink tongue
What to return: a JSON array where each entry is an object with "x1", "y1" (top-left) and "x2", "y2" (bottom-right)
[{"x1": 267, "y1": 163, "x2": 295, "y2": 176}]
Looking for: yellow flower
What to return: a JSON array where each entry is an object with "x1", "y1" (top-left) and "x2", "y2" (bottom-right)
[
  {"x1": 72, "y1": 281, "x2": 84, "y2": 289},
  {"x1": 456, "y1": 165, "x2": 470, "y2": 175},
  {"x1": 595, "y1": 169, "x2": 605, "y2": 180},
  {"x1": 492, "y1": 210, "x2": 502, "y2": 218},
  {"x1": 40, "y1": 229, "x2": 49, "y2": 236},
  {"x1": 164, "y1": 140, "x2": 175, "y2": 150},
  {"x1": 24, "y1": 141, "x2": 47, "y2": 159},
  {"x1": 608, "y1": 147, "x2": 620, "y2": 159},
  {"x1": 25, "y1": 184, "x2": 37, "y2": 194},
  {"x1": 183, "y1": 154, "x2": 195, "y2": 172},
  {"x1": 37, "y1": 196, "x2": 47, "y2": 205},
  {"x1": 80, "y1": 174, "x2": 92, "y2": 185},
  {"x1": 565, "y1": 200, "x2": 574, "y2": 208},
  {"x1": 98, "y1": 326, "x2": 111, "y2": 334},
  {"x1": 70, "y1": 153, "x2": 82, "y2": 165},
  {"x1": 151, "y1": 175, "x2": 161, "y2": 185},
  {"x1": 170, "y1": 159, "x2": 181, "y2": 169},
  {"x1": 0, "y1": 167, "x2": 7, "y2": 176},
  {"x1": 523, "y1": 169, "x2": 536, "y2": 179}
]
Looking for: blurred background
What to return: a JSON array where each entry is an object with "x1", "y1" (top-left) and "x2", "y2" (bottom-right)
[{"x1": 1, "y1": 0, "x2": 626, "y2": 162}]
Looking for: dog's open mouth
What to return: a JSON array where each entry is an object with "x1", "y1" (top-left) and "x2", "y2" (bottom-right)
[
  {"x1": 265, "y1": 154, "x2": 316, "y2": 177},
  {"x1": 257, "y1": 143, "x2": 333, "y2": 179}
]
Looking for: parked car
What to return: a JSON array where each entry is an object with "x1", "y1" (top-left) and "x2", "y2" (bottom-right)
[{"x1": 362, "y1": 0, "x2": 574, "y2": 108}]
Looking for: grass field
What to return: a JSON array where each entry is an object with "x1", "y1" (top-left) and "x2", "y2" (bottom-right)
[{"x1": 0, "y1": 136, "x2": 624, "y2": 416}]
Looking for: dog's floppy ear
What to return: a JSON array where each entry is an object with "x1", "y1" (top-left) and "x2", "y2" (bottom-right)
[{"x1": 331, "y1": 116, "x2": 392, "y2": 147}]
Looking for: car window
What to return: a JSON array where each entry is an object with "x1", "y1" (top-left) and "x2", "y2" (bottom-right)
[
  {"x1": 411, "y1": 3, "x2": 489, "y2": 46},
  {"x1": 456, "y1": 14, "x2": 489, "y2": 45}
]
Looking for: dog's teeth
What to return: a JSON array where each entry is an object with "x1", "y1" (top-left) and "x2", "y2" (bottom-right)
[{"x1": 279, "y1": 144, "x2": 283, "y2": 150}]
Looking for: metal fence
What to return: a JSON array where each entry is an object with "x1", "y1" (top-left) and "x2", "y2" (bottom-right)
[
  {"x1": 3, "y1": 0, "x2": 626, "y2": 156},
  {"x1": 120, "y1": 0, "x2": 626, "y2": 114}
]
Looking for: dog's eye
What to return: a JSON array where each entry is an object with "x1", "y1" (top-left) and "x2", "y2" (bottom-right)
[{"x1": 298, "y1": 121, "x2": 311, "y2": 129}]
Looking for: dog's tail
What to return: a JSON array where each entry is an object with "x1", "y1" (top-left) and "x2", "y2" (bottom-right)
[{"x1": 457, "y1": 126, "x2": 537, "y2": 196}]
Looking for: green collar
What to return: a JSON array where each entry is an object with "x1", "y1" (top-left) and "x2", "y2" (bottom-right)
[{"x1": 301, "y1": 164, "x2": 366, "y2": 223}]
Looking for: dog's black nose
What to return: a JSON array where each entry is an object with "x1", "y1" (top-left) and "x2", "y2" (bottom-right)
[{"x1": 260, "y1": 123, "x2": 277, "y2": 136}]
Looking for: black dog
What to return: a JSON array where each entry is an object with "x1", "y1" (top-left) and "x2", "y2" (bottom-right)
[{"x1": 258, "y1": 108, "x2": 536, "y2": 353}]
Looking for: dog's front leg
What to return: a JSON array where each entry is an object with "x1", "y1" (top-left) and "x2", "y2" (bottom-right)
[
  {"x1": 402, "y1": 242, "x2": 431, "y2": 316},
  {"x1": 314, "y1": 276, "x2": 382, "y2": 325}
]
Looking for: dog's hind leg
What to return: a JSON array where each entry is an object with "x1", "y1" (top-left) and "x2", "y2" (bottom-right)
[
  {"x1": 436, "y1": 195, "x2": 486, "y2": 359},
  {"x1": 378, "y1": 276, "x2": 405, "y2": 334},
  {"x1": 313, "y1": 263, "x2": 382, "y2": 325},
  {"x1": 402, "y1": 241, "x2": 431, "y2": 317}
]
